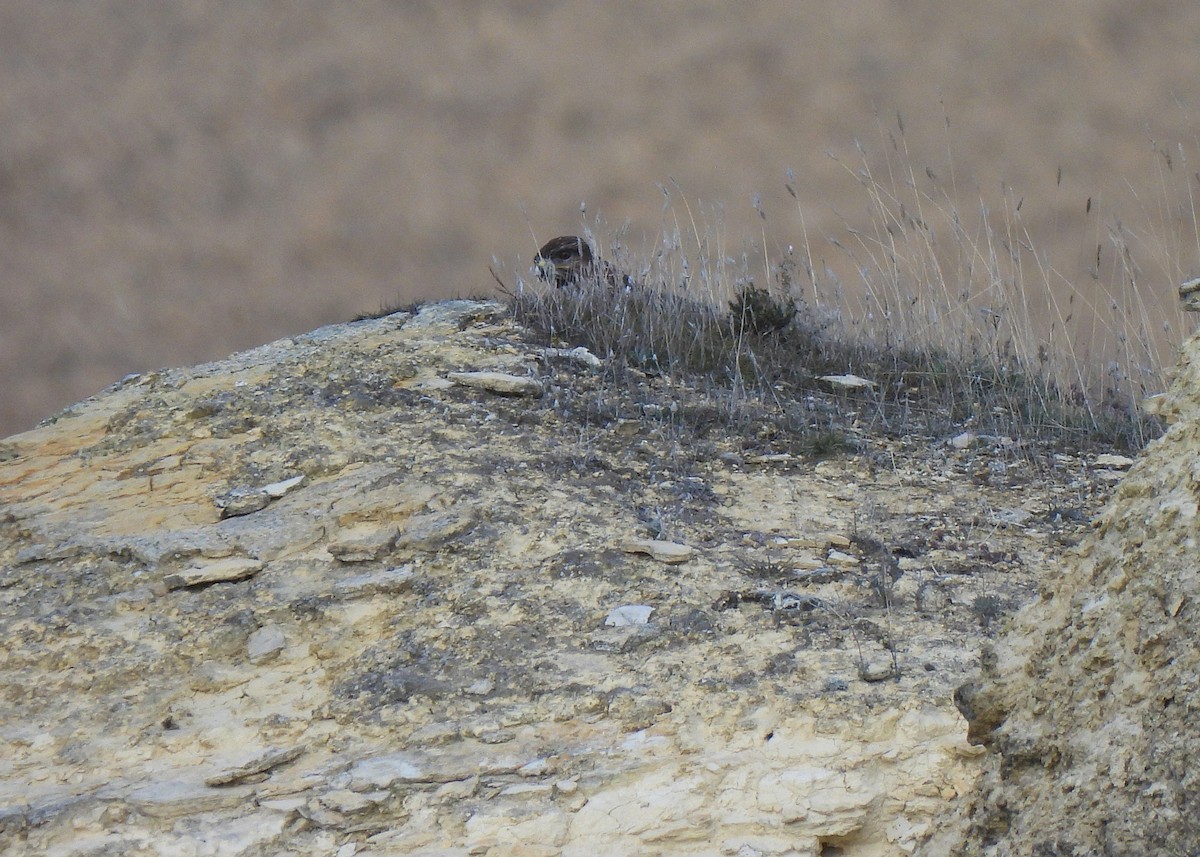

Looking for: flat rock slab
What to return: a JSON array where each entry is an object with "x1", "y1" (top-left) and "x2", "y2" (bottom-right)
[
  {"x1": 126, "y1": 780, "x2": 252, "y2": 818},
  {"x1": 246, "y1": 624, "x2": 287, "y2": 664},
  {"x1": 448, "y1": 371, "x2": 542, "y2": 397},
  {"x1": 619, "y1": 538, "x2": 695, "y2": 564},
  {"x1": 332, "y1": 565, "x2": 415, "y2": 598},
  {"x1": 0, "y1": 299, "x2": 1131, "y2": 857},
  {"x1": 605, "y1": 604, "x2": 655, "y2": 626},
  {"x1": 327, "y1": 523, "x2": 399, "y2": 562},
  {"x1": 818, "y1": 373, "x2": 876, "y2": 390},
  {"x1": 163, "y1": 556, "x2": 263, "y2": 589},
  {"x1": 396, "y1": 508, "x2": 476, "y2": 550},
  {"x1": 206, "y1": 746, "x2": 305, "y2": 787}
]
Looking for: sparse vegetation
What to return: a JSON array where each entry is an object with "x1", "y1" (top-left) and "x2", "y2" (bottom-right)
[
  {"x1": 505, "y1": 130, "x2": 1192, "y2": 454},
  {"x1": 352, "y1": 300, "x2": 424, "y2": 322},
  {"x1": 797, "y1": 429, "x2": 855, "y2": 460},
  {"x1": 729, "y1": 284, "x2": 797, "y2": 336},
  {"x1": 971, "y1": 593, "x2": 1006, "y2": 631}
]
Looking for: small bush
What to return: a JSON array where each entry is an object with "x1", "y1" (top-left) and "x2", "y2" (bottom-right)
[{"x1": 729, "y1": 285, "x2": 797, "y2": 336}]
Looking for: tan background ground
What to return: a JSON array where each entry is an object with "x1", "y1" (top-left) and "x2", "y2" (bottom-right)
[{"x1": 2, "y1": 0, "x2": 1199, "y2": 436}]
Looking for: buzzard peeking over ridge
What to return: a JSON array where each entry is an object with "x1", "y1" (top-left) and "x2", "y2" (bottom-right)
[
  {"x1": 533, "y1": 235, "x2": 596, "y2": 287},
  {"x1": 533, "y1": 235, "x2": 630, "y2": 288}
]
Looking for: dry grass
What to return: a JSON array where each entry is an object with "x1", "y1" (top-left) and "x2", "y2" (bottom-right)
[{"x1": 507, "y1": 135, "x2": 1191, "y2": 454}]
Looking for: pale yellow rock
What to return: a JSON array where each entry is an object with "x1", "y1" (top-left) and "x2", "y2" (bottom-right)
[
  {"x1": 327, "y1": 523, "x2": 399, "y2": 562},
  {"x1": 0, "y1": 300, "x2": 1130, "y2": 857},
  {"x1": 448, "y1": 370, "x2": 542, "y2": 397},
  {"x1": 1094, "y1": 453, "x2": 1135, "y2": 469},
  {"x1": 163, "y1": 556, "x2": 263, "y2": 589},
  {"x1": 618, "y1": 538, "x2": 695, "y2": 563},
  {"x1": 919, "y1": 329, "x2": 1200, "y2": 855}
]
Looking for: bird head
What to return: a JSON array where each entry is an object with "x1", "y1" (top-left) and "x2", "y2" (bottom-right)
[{"x1": 532, "y1": 235, "x2": 596, "y2": 287}]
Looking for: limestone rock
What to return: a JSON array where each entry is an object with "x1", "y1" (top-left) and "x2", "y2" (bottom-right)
[
  {"x1": 331, "y1": 565, "x2": 415, "y2": 598},
  {"x1": 247, "y1": 624, "x2": 287, "y2": 664},
  {"x1": 1180, "y1": 275, "x2": 1200, "y2": 312},
  {"x1": 604, "y1": 604, "x2": 654, "y2": 626},
  {"x1": 1093, "y1": 452, "x2": 1134, "y2": 469},
  {"x1": 326, "y1": 523, "x2": 399, "y2": 562},
  {"x1": 163, "y1": 556, "x2": 264, "y2": 589},
  {"x1": 448, "y1": 370, "x2": 543, "y2": 397},
  {"x1": 0, "y1": 299, "x2": 1131, "y2": 856},
  {"x1": 619, "y1": 538, "x2": 695, "y2": 564},
  {"x1": 818, "y1": 373, "x2": 876, "y2": 391},
  {"x1": 126, "y1": 779, "x2": 253, "y2": 818},
  {"x1": 919, "y1": 326, "x2": 1200, "y2": 856}
]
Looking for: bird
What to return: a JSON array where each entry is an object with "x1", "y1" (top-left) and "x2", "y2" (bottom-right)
[
  {"x1": 532, "y1": 235, "x2": 598, "y2": 287},
  {"x1": 532, "y1": 235, "x2": 636, "y2": 291}
]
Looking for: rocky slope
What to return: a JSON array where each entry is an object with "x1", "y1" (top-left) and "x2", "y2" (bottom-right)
[
  {"x1": 919, "y1": 325, "x2": 1200, "y2": 853},
  {"x1": 0, "y1": 301, "x2": 1123, "y2": 855}
]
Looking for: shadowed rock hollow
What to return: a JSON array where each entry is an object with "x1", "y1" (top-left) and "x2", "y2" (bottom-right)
[{"x1": 0, "y1": 300, "x2": 1160, "y2": 855}]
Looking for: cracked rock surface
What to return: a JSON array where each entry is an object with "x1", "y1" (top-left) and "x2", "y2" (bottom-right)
[{"x1": 0, "y1": 301, "x2": 1121, "y2": 855}]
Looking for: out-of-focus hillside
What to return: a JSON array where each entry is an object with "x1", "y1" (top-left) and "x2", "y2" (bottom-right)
[{"x1": 2, "y1": 0, "x2": 1198, "y2": 436}]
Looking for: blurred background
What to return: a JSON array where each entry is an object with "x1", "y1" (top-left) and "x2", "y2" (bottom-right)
[{"x1": 2, "y1": 0, "x2": 1199, "y2": 436}]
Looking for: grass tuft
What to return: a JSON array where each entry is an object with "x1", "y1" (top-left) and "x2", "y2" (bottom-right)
[{"x1": 504, "y1": 138, "x2": 1190, "y2": 455}]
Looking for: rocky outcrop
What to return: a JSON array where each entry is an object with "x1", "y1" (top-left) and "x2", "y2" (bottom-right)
[
  {"x1": 921, "y1": 332, "x2": 1200, "y2": 855},
  {"x1": 0, "y1": 301, "x2": 1115, "y2": 856}
]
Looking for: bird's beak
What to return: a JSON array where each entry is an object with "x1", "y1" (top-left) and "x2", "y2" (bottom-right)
[{"x1": 532, "y1": 257, "x2": 556, "y2": 282}]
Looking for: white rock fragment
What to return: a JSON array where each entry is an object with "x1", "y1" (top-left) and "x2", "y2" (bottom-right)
[
  {"x1": 1094, "y1": 453, "x2": 1135, "y2": 469},
  {"x1": 950, "y1": 431, "x2": 977, "y2": 449},
  {"x1": 605, "y1": 605, "x2": 654, "y2": 627},
  {"x1": 745, "y1": 452, "x2": 793, "y2": 465},
  {"x1": 819, "y1": 373, "x2": 877, "y2": 390},
  {"x1": 465, "y1": 677, "x2": 495, "y2": 696},
  {"x1": 163, "y1": 557, "x2": 263, "y2": 590},
  {"x1": 319, "y1": 789, "x2": 378, "y2": 814},
  {"x1": 499, "y1": 783, "x2": 553, "y2": 797},
  {"x1": 448, "y1": 371, "x2": 543, "y2": 397},
  {"x1": 435, "y1": 777, "x2": 480, "y2": 801},
  {"x1": 298, "y1": 801, "x2": 345, "y2": 828},
  {"x1": 518, "y1": 757, "x2": 551, "y2": 776},
  {"x1": 860, "y1": 661, "x2": 899, "y2": 683},
  {"x1": 417, "y1": 376, "x2": 455, "y2": 391},
  {"x1": 259, "y1": 797, "x2": 307, "y2": 813},
  {"x1": 545, "y1": 345, "x2": 603, "y2": 368},
  {"x1": 263, "y1": 474, "x2": 305, "y2": 498},
  {"x1": 247, "y1": 624, "x2": 287, "y2": 664},
  {"x1": 827, "y1": 550, "x2": 859, "y2": 566},
  {"x1": 619, "y1": 538, "x2": 694, "y2": 564}
]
